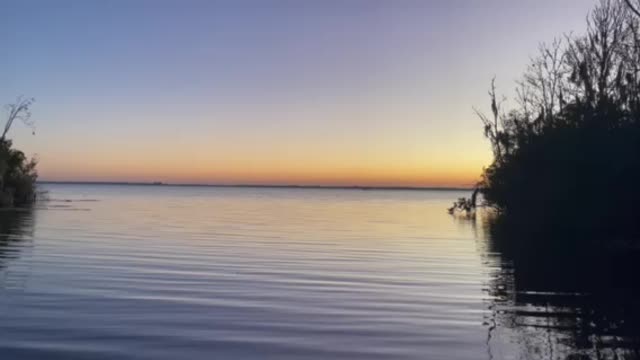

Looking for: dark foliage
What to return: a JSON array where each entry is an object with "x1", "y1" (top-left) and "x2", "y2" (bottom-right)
[
  {"x1": 454, "y1": 0, "x2": 640, "y2": 240},
  {"x1": 0, "y1": 139, "x2": 38, "y2": 207},
  {"x1": 0, "y1": 97, "x2": 37, "y2": 207}
]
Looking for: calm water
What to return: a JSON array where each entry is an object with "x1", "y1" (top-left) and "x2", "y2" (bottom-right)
[{"x1": 0, "y1": 184, "x2": 638, "y2": 359}]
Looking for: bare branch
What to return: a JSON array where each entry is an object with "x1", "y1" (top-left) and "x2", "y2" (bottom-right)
[
  {"x1": 624, "y1": 0, "x2": 640, "y2": 17},
  {"x1": 1, "y1": 97, "x2": 35, "y2": 141}
]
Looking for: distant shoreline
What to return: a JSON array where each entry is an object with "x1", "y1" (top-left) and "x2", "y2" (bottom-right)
[{"x1": 37, "y1": 181, "x2": 472, "y2": 191}]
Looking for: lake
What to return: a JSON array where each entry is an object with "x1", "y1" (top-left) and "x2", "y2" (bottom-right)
[{"x1": 0, "y1": 184, "x2": 638, "y2": 359}]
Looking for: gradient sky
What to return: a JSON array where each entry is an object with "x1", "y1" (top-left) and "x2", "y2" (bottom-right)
[{"x1": 1, "y1": 0, "x2": 597, "y2": 186}]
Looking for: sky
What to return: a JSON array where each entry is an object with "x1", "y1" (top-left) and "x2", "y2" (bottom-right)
[{"x1": 1, "y1": 0, "x2": 597, "y2": 187}]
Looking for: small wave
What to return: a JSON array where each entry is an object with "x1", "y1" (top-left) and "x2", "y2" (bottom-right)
[{"x1": 35, "y1": 206, "x2": 91, "y2": 211}]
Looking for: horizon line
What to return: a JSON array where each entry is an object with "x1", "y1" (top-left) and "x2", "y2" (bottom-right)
[{"x1": 37, "y1": 180, "x2": 474, "y2": 191}]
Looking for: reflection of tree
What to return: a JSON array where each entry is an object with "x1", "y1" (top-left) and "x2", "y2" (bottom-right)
[
  {"x1": 0, "y1": 208, "x2": 35, "y2": 268},
  {"x1": 481, "y1": 214, "x2": 640, "y2": 360}
]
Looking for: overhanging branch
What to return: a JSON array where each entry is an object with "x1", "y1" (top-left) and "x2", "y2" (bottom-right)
[{"x1": 625, "y1": 0, "x2": 640, "y2": 18}]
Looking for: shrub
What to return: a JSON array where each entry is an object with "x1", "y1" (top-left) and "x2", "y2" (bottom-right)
[
  {"x1": 453, "y1": 0, "x2": 640, "y2": 239},
  {"x1": 0, "y1": 139, "x2": 38, "y2": 207},
  {"x1": 0, "y1": 97, "x2": 37, "y2": 207}
]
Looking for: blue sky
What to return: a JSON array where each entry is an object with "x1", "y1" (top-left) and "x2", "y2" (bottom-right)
[{"x1": 1, "y1": 0, "x2": 597, "y2": 185}]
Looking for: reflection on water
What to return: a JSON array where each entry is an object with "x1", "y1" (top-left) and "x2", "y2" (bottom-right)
[
  {"x1": 0, "y1": 185, "x2": 638, "y2": 359},
  {"x1": 0, "y1": 209, "x2": 34, "y2": 264},
  {"x1": 481, "y1": 213, "x2": 640, "y2": 359},
  {"x1": 0, "y1": 209, "x2": 35, "y2": 289}
]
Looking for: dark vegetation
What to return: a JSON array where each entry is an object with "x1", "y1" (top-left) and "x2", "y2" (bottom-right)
[
  {"x1": 452, "y1": 0, "x2": 640, "y2": 241},
  {"x1": 0, "y1": 97, "x2": 38, "y2": 207},
  {"x1": 464, "y1": 4, "x2": 640, "y2": 353}
]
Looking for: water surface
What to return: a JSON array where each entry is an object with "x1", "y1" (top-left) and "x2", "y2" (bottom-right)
[{"x1": 0, "y1": 184, "x2": 637, "y2": 359}]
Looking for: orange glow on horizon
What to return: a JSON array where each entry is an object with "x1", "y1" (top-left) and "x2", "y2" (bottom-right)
[
  {"x1": 34, "y1": 134, "x2": 492, "y2": 187},
  {"x1": 39, "y1": 158, "x2": 487, "y2": 187}
]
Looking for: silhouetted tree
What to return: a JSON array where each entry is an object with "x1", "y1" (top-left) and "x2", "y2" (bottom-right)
[
  {"x1": 452, "y1": 0, "x2": 640, "y2": 240},
  {"x1": 1, "y1": 97, "x2": 34, "y2": 142},
  {"x1": 0, "y1": 97, "x2": 38, "y2": 207}
]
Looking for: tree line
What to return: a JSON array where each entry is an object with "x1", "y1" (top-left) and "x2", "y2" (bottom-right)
[{"x1": 452, "y1": 0, "x2": 640, "y2": 240}]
